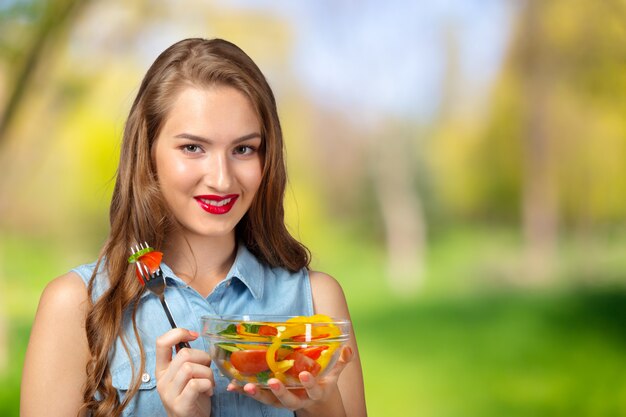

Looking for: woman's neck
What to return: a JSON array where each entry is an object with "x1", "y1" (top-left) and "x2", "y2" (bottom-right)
[{"x1": 161, "y1": 232, "x2": 238, "y2": 297}]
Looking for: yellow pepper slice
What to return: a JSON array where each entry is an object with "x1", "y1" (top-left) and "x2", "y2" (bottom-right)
[
  {"x1": 266, "y1": 342, "x2": 294, "y2": 374},
  {"x1": 265, "y1": 314, "x2": 341, "y2": 381},
  {"x1": 286, "y1": 314, "x2": 334, "y2": 323},
  {"x1": 234, "y1": 344, "x2": 267, "y2": 351},
  {"x1": 311, "y1": 325, "x2": 341, "y2": 338},
  {"x1": 265, "y1": 323, "x2": 307, "y2": 374},
  {"x1": 316, "y1": 342, "x2": 340, "y2": 371}
]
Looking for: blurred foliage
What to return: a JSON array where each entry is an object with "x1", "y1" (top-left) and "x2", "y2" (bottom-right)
[
  {"x1": 431, "y1": 0, "x2": 626, "y2": 227},
  {"x1": 1, "y1": 0, "x2": 626, "y2": 416}
]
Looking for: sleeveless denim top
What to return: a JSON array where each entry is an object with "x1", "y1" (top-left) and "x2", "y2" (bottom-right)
[{"x1": 72, "y1": 244, "x2": 313, "y2": 417}]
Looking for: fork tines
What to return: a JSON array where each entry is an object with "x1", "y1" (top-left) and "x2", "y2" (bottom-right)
[{"x1": 131, "y1": 242, "x2": 159, "y2": 284}]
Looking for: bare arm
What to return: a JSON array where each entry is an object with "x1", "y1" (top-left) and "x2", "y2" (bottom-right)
[
  {"x1": 304, "y1": 271, "x2": 367, "y2": 417},
  {"x1": 21, "y1": 272, "x2": 91, "y2": 417}
]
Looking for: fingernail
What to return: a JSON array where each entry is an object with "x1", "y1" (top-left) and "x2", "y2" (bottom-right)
[
  {"x1": 189, "y1": 330, "x2": 199, "y2": 338},
  {"x1": 269, "y1": 381, "x2": 280, "y2": 390},
  {"x1": 300, "y1": 373, "x2": 311, "y2": 383}
]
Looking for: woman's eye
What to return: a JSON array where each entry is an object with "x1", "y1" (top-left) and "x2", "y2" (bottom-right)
[
  {"x1": 182, "y1": 144, "x2": 201, "y2": 153},
  {"x1": 234, "y1": 145, "x2": 256, "y2": 155}
]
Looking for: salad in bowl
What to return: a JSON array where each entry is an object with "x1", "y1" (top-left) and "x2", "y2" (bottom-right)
[{"x1": 201, "y1": 314, "x2": 351, "y2": 388}]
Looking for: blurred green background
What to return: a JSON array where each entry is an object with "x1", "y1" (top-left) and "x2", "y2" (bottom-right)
[{"x1": 2, "y1": 1, "x2": 626, "y2": 416}]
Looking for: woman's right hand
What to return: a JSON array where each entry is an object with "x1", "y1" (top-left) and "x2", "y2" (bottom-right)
[{"x1": 156, "y1": 329, "x2": 214, "y2": 417}]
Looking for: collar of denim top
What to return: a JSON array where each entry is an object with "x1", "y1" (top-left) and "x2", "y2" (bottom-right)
[{"x1": 145, "y1": 243, "x2": 264, "y2": 300}]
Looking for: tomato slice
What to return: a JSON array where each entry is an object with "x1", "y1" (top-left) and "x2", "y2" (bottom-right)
[
  {"x1": 258, "y1": 325, "x2": 278, "y2": 336},
  {"x1": 230, "y1": 350, "x2": 270, "y2": 375},
  {"x1": 285, "y1": 351, "x2": 322, "y2": 377},
  {"x1": 295, "y1": 346, "x2": 328, "y2": 360}
]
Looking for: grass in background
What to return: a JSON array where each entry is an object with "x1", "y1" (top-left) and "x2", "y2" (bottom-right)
[
  {"x1": 357, "y1": 290, "x2": 626, "y2": 416},
  {"x1": 0, "y1": 320, "x2": 29, "y2": 417}
]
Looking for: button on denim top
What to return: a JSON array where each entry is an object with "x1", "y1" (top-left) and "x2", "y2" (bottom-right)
[{"x1": 72, "y1": 244, "x2": 313, "y2": 417}]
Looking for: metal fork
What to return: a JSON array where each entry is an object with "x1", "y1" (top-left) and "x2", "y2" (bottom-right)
[{"x1": 132, "y1": 243, "x2": 191, "y2": 351}]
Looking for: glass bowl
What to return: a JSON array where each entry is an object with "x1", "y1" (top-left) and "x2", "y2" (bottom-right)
[{"x1": 201, "y1": 314, "x2": 351, "y2": 388}]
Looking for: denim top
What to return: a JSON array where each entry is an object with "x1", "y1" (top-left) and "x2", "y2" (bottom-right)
[{"x1": 72, "y1": 244, "x2": 313, "y2": 417}]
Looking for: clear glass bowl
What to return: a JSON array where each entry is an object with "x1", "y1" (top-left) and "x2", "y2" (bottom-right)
[{"x1": 201, "y1": 314, "x2": 351, "y2": 388}]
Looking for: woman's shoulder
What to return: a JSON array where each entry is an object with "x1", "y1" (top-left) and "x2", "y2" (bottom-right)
[
  {"x1": 308, "y1": 271, "x2": 344, "y2": 295},
  {"x1": 307, "y1": 270, "x2": 350, "y2": 318},
  {"x1": 38, "y1": 271, "x2": 90, "y2": 313}
]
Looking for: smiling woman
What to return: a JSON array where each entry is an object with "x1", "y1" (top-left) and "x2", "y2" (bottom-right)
[
  {"x1": 154, "y1": 86, "x2": 264, "y2": 241},
  {"x1": 20, "y1": 38, "x2": 366, "y2": 417}
]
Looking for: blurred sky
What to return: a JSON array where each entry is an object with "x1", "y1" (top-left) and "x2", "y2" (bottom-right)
[
  {"x1": 217, "y1": 0, "x2": 517, "y2": 123},
  {"x1": 64, "y1": 0, "x2": 517, "y2": 126}
]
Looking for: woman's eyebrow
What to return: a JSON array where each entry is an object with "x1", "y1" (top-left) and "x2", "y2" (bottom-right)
[{"x1": 174, "y1": 132, "x2": 261, "y2": 144}]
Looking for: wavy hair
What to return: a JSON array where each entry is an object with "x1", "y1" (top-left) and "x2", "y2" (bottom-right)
[{"x1": 81, "y1": 38, "x2": 310, "y2": 417}]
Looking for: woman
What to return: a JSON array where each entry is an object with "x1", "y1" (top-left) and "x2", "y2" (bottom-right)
[{"x1": 20, "y1": 38, "x2": 366, "y2": 417}]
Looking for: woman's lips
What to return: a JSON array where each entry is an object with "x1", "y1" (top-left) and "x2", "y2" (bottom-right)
[{"x1": 194, "y1": 194, "x2": 239, "y2": 215}]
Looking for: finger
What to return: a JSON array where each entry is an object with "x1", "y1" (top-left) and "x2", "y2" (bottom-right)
[
  {"x1": 324, "y1": 345, "x2": 353, "y2": 380},
  {"x1": 239, "y1": 383, "x2": 285, "y2": 408},
  {"x1": 158, "y1": 359, "x2": 213, "y2": 406},
  {"x1": 170, "y1": 347, "x2": 212, "y2": 368},
  {"x1": 227, "y1": 380, "x2": 243, "y2": 393},
  {"x1": 161, "y1": 348, "x2": 212, "y2": 393},
  {"x1": 167, "y1": 378, "x2": 212, "y2": 417},
  {"x1": 168, "y1": 361, "x2": 214, "y2": 396},
  {"x1": 179, "y1": 377, "x2": 215, "y2": 402},
  {"x1": 155, "y1": 329, "x2": 200, "y2": 374},
  {"x1": 267, "y1": 378, "x2": 308, "y2": 411},
  {"x1": 299, "y1": 372, "x2": 324, "y2": 401}
]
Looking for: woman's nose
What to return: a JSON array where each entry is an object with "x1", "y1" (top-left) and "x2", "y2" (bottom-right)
[{"x1": 204, "y1": 153, "x2": 232, "y2": 191}]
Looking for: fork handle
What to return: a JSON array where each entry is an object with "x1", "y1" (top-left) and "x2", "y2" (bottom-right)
[{"x1": 159, "y1": 296, "x2": 192, "y2": 351}]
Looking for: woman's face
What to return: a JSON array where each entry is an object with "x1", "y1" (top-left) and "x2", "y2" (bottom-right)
[{"x1": 154, "y1": 85, "x2": 263, "y2": 240}]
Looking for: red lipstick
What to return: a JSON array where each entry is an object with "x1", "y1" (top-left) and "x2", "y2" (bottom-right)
[{"x1": 194, "y1": 194, "x2": 239, "y2": 215}]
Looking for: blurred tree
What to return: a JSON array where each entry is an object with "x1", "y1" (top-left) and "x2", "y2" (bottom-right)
[
  {"x1": 519, "y1": 0, "x2": 559, "y2": 281},
  {"x1": 471, "y1": 0, "x2": 626, "y2": 283},
  {"x1": 0, "y1": 0, "x2": 92, "y2": 377},
  {"x1": 0, "y1": 0, "x2": 92, "y2": 141},
  {"x1": 370, "y1": 119, "x2": 426, "y2": 294}
]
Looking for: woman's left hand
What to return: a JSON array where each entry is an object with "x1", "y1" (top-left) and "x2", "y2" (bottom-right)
[{"x1": 226, "y1": 345, "x2": 353, "y2": 413}]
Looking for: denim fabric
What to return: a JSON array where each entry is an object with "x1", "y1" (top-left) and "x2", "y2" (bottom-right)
[{"x1": 73, "y1": 244, "x2": 313, "y2": 417}]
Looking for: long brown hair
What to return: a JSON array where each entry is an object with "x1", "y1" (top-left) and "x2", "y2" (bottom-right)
[{"x1": 82, "y1": 38, "x2": 310, "y2": 417}]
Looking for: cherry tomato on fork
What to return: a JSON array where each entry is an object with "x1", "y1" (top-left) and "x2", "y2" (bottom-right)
[
  {"x1": 140, "y1": 251, "x2": 163, "y2": 272},
  {"x1": 132, "y1": 250, "x2": 163, "y2": 284}
]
